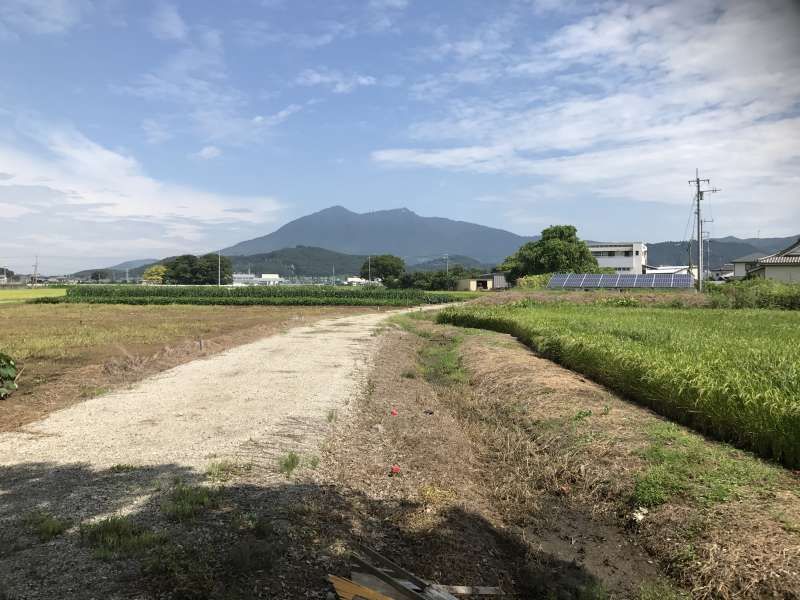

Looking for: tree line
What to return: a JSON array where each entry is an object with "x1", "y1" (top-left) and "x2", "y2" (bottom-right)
[{"x1": 143, "y1": 254, "x2": 233, "y2": 285}]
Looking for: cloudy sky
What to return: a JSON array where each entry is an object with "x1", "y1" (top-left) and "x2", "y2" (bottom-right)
[{"x1": 1, "y1": 0, "x2": 798, "y2": 273}]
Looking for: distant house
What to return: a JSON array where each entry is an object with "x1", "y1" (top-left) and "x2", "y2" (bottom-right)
[
  {"x1": 456, "y1": 272, "x2": 508, "y2": 292},
  {"x1": 645, "y1": 265, "x2": 697, "y2": 278},
  {"x1": 346, "y1": 276, "x2": 369, "y2": 286},
  {"x1": 259, "y1": 273, "x2": 282, "y2": 285},
  {"x1": 233, "y1": 273, "x2": 284, "y2": 286},
  {"x1": 730, "y1": 252, "x2": 767, "y2": 278},
  {"x1": 587, "y1": 242, "x2": 647, "y2": 273},
  {"x1": 748, "y1": 238, "x2": 800, "y2": 283}
]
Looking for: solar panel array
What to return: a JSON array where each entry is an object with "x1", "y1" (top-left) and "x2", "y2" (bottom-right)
[{"x1": 546, "y1": 273, "x2": 694, "y2": 289}]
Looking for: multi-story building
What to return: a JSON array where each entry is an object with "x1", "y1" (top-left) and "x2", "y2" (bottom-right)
[{"x1": 587, "y1": 242, "x2": 647, "y2": 274}]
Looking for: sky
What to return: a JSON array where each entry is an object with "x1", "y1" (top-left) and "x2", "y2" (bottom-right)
[{"x1": 1, "y1": 0, "x2": 799, "y2": 274}]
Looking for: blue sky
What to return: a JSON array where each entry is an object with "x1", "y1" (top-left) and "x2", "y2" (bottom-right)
[{"x1": 1, "y1": 0, "x2": 799, "y2": 273}]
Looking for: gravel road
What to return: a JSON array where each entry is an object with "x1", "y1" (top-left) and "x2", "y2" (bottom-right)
[{"x1": 0, "y1": 310, "x2": 395, "y2": 470}]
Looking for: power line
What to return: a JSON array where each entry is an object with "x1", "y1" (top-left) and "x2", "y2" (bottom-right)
[{"x1": 688, "y1": 169, "x2": 720, "y2": 292}]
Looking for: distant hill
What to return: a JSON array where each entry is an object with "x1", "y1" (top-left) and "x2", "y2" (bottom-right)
[
  {"x1": 407, "y1": 255, "x2": 492, "y2": 272},
  {"x1": 647, "y1": 235, "x2": 798, "y2": 269},
  {"x1": 220, "y1": 206, "x2": 535, "y2": 264},
  {"x1": 72, "y1": 258, "x2": 159, "y2": 278},
  {"x1": 227, "y1": 246, "x2": 367, "y2": 277}
]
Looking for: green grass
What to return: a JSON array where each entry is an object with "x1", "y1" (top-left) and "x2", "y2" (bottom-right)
[
  {"x1": 418, "y1": 333, "x2": 467, "y2": 386},
  {"x1": 633, "y1": 423, "x2": 777, "y2": 507},
  {"x1": 23, "y1": 511, "x2": 71, "y2": 541},
  {"x1": 80, "y1": 515, "x2": 163, "y2": 559},
  {"x1": 437, "y1": 302, "x2": 800, "y2": 467},
  {"x1": 161, "y1": 483, "x2": 219, "y2": 521},
  {"x1": 0, "y1": 288, "x2": 65, "y2": 304},
  {"x1": 109, "y1": 463, "x2": 138, "y2": 473}
]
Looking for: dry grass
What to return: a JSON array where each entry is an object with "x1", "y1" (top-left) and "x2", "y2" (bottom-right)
[{"x1": 0, "y1": 303, "x2": 373, "y2": 430}]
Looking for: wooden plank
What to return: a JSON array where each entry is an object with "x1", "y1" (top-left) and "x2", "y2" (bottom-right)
[
  {"x1": 430, "y1": 584, "x2": 504, "y2": 596},
  {"x1": 328, "y1": 575, "x2": 395, "y2": 600}
]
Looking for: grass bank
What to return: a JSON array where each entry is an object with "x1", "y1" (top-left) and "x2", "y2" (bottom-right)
[{"x1": 437, "y1": 302, "x2": 800, "y2": 468}]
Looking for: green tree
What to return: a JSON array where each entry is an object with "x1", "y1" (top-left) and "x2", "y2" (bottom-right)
[
  {"x1": 164, "y1": 254, "x2": 233, "y2": 285},
  {"x1": 90, "y1": 270, "x2": 109, "y2": 282},
  {"x1": 142, "y1": 264, "x2": 167, "y2": 284},
  {"x1": 360, "y1": 255, "x2": 405, "y2": 283},
  {"x1": 501, "y1": 225, "x2": 598, "y2": 281}
]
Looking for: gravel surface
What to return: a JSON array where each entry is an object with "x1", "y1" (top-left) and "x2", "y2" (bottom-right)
[{"x1": 0, "y1": 311, "x2": 393, "y2": 471}]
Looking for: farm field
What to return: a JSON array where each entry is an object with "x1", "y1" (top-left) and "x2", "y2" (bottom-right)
[
  {"x1": 0, "y1": 302, "x2": 377, "y2": 430},
  {"x1": 438, "y1": 302, "x2": 800, "y2": 467},
  {"x1": 0, "y1": 288, "x2": 66, "y2": 304},
  {"x1": 35, "y1": 284, "x2": 473, "y2": 306}
]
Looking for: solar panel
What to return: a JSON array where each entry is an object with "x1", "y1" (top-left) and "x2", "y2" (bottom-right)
[{"x1": 547, "y1": 273, "x2": 695, "y2": 289}]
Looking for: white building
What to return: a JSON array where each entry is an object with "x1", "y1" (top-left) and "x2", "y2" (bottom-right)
[
  {"x1": 749, "y1": 238, "x2": 800, "y2": 283},
  {"x1": 233, "y1": 273, "x2": 283, "y2": 286},
  {"x1": 645, "y1": 265, "x2": 699, "y2": 279},
  {"x1": 588, "y1": 242, "x2": 647, "y2": 274},
  {"x1": 259, "y1": 273, "x2": 282, "y2": 285},
  {"x1": 232, "y1": 272, "x2": 256, "y2": 286}
]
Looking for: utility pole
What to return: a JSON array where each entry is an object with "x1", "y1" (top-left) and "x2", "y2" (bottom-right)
[
  {"x1": 688, "y1": 170, "x2": 719, "y2": 292},
  {"x1": 444, "y1": 253, "x2": 449, "y2": 277},
  {"x1": 32, "y1": 255, "x2": 39, "y2": 286},
  {"x1": 368, "y1": 255, "x2": 371, "y2": 281},
  {"x1": 332, "y1": 264, "x2": 335, "y2": 285},
  {"x1": 217, "y1": 252, "x2": 221, "y2": 286}
]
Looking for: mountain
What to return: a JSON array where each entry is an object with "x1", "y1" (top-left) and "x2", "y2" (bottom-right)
[
  {"x1": 108, "y1": 258, "x2": 159, "y2": 270},
  {"x1": 227, "y1": 246, "x2": 367, "y2": 277},
  {"x1": 220, "y1": 206, "x2": 534, "y2": 264},
  {"x1": 407, "y1": 255, "x2": 492, "y2": 272},
  {"x1": 647, "y1": 235, "x2": 798, "y2": 269},
  {"x1": 72, "y1": 258, "x2": 159, "y2": 278}
]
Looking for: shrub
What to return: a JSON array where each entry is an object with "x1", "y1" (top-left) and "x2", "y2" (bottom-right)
[
  {"x1": 0, "y1": 353, "x2": 18, "y2": 399},
  {"x1": 707, "y1": 279, "x2": 800, "y2": 310}
]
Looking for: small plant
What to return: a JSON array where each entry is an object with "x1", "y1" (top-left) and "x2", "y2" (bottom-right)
[
  {"x1": 326, "y1": 409, "x2": 338, "y2": 423},
  {"x1": 161, "y1": 483, "x2": 219, "y2": 521},
  {"x1": 278, "y1": 451, "x2": 301, "y2": 477},
  {"x1": 24, "y1": 511, "x2": 71, "y2": 541},
  {"x1": 306, "y1": 455, "x2": 320, "y2": 469},
  {"x1": 206, "y1": 460, "x2": 251, "y2": 482},
  {"x1": 80, "y1": 515, "x2": 162, "y2": 559},
  {"x1": 400, "y1": 368, "x2": 417, "y2": 379},
  {"x1": 109, "y1": 464, "x2": 138, "y2": 473},
  {"x1": 0, "y1": 352, "x2": 19, "y2": 399},
  {"x1": 573, "y1": 409, "x2": 593, "y2": 422}
]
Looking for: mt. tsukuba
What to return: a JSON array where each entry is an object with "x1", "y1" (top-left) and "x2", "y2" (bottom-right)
[{"x1": 219, "y1": 206, "x2": 536, "y2": 264}]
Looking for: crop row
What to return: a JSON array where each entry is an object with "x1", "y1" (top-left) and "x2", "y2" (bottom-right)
[
  {"x1": 34, "y1": 294, "x2": 458, "y2": 307},
  {"x1": 65, "y1": 284, "x2": 458, "y2": 300},
  {"x1": 437, "y1": 302, "x2": 800, "y2": 468}
]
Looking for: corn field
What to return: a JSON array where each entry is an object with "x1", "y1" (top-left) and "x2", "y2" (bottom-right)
[
  {"x1": 32, "y1": 285, "x2": 470, "y2": 306},
  {"x1": 438, "y1": 302, "x2": 800, "y2": 468}
]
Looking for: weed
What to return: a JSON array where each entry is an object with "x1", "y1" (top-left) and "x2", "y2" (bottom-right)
[
  {"x1": 161, "y1": 483, "x2": 219, "y2": 521},
  {"x1": 573, "y1": 409, "x2": 593, "y2": 422},
  {"x1": 417, "y1": 334, "x2": 466, "y2": 386},
  {"x1": 632, "y1": 423, "x2": 777, "y2": 507},
  {"x1": 400, "y1": 368, "x2": 417, "y2": 379},
  {"x1": 80, "y1": 516, "x2": 162, "y2": 559},
  {"x1": 278, "y1": 451, "x2": 301, "y2": 477},
  {"x1": 306, "y1": 455, "x2": 320, "y2": 469},
  {"x1": 638, "y1": 580, "x2": 688, "y2": 599},
  {"x1": 23, "y1": 511, "x2": 71, "y2": 541},
  {"x1": 326, "y1": 408, "x2": 338, "y2": 423},
  {"x1": 109, "y1": 463, "x2": 138, "y2": 473},
  {"x1": 206, "y1": 460, "x2": 251, "y2": 482}
]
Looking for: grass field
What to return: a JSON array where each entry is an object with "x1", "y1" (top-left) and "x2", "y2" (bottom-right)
[
  {"x1": 33, "y1": 284, "x2": 473, "y2": 306},
  {"x1": 0, "y1": 288, "x2": 66, "y2": 304},
  {"x1": 438, "y1": 301, "x2": 800, "y2": 468}
]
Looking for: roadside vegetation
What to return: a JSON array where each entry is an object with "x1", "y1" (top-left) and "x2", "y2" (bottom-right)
[
  {"x1": 707, "y1": 278, "x2": 800, "y2": 309},
  {"x1": 438, "y1": 301, "x2": 800, "y2": 467},
  {"x1": 32, "y1": 284, "x2": 471, "y2": 306},
  {"x1": 0, "y1": 287, "x2": 65, "y2": 304}
]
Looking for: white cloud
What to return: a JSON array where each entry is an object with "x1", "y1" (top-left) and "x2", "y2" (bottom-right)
[
  {"x1": 141, "y1": 118, "x2": 172, "y2": 144},
  {"x1": 0, "y1": 0, "x2": 91, "y2": 37},
  {"x1": 0, "y1": 118, "x2": 281, "y2": 228},
  {"x1": 149, "y1": 3, "x2": 187, "y2": 41},
  {"x1": 193, "y1": 145, "x2": 221, "y2": 160},
  {"x1": 376, "y1": 0, "x2": 800, "y2": 235},
  {"x1": 0, "y1": 202, "x2": 36, "y2": 219},
  {"x1": 295, "y1": 68, "x2": 376, "y2": 94}
]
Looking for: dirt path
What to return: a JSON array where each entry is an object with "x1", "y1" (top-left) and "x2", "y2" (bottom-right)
[{"x1": 0, "y1": 310, "x2": 395, "y2": 471}]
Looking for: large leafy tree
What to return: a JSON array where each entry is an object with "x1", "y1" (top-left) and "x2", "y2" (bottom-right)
[
  {"x1": 142, "y1": 265, "x2": 167, "y2": 284},
  {"x1": 360, "y1": 255, "x2": 405, "y2": 282},
  {"x1": 164, "y1": 254, "x2": 232, "y2": 284},
  {"x1": 501, "y1": 225, "x2": 598, "y2": 281}
]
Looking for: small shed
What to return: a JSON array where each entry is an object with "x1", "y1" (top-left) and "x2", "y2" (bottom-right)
[{"x1": 456, "y1": 272, "x2": 507, "y2": 292}]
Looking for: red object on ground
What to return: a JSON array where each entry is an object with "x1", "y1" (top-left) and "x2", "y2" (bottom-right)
[
  {"x1": 390, "y1": 408, "x2": 398, "y2": 416},
  {"x1": 390, "y1": 464, "x2": 401, "y2": 476}
]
